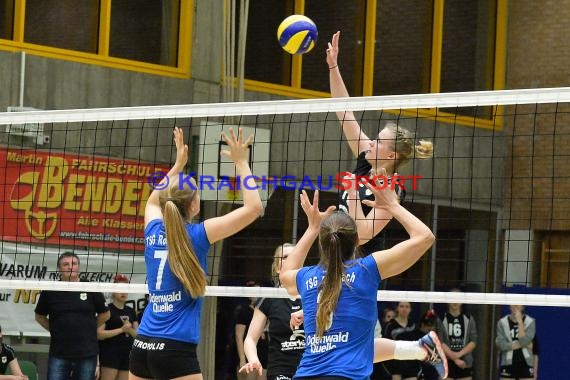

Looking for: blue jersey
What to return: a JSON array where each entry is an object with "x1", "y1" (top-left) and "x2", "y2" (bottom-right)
[
  {"x1": 294, "y1": 254, "x2": 381, "y2": 380},
  {"x1": 137, "y1": 219, "x2": 210, "y2": 344}
]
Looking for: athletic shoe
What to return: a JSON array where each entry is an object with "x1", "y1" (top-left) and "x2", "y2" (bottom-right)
[{"x1": 419, "y1": 331, "x2": 448, "y2": 379}]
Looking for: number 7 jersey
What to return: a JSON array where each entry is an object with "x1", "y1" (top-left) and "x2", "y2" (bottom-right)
[{"x1": 137, "y1": 219, "x2": 211, "y2": 344}]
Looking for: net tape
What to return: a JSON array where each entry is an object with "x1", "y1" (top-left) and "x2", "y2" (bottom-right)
[
  {"x1": 0, "y1": 87, "x2": 570, "y2": 124},
  {"x1": 0, "y1": 280, "x2": 568, "y2": 307}
]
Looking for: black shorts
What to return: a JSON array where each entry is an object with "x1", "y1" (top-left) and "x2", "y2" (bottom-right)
[
  {"x1": 499, "y1": 364, "x2": 534, "y2": 379},
  {"x1": 129, "y1": 335, "x2": 201, "y2": 379},
  {"x1": 448, "y1": 360, "x2": 473, "y2": 378},
  {"x1": 268, "y1": 371, "x2": 297, "y2": 380},
  {"x1": 269, "y1": 375, "x2": 294, "y2": 380},
  {"x1": 384, "y1": 359, "x2": 420, "y2": 378},
  {"x1": 100, "y1": 345, "x2": 131, "y2": 371}
]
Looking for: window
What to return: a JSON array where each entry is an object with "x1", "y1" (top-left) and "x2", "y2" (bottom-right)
[
  {"x1": 373, "y1": 0, "x2": 433, "y2": 95},
  {"x1": 0, "y1": 0, "x2": 191, "y2": 78},
  {"x1": 241, "y1": 0, "x2": 293, "y2": 85},
  {"x1": 440, "y1": 0, "x2": 496, "y2": 118},
  {"x1": 110, "y1": 0, "x2": 180, "y2": 66},
  {"x1": 24, "y1": 0, "x2": 99, "y2": 53},
  {"x1": 302, "y1": 0, "x2": 366, "y2": 94},
  {"x1": 0, "y1": 0, "x2": 14, "y2": 40},
  {"x1": 441, "y1": 0, "x2": 496, "y2": 93}
]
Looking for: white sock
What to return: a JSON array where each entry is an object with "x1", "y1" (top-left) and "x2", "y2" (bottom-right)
[{"x1": 393, "y1": 340, "x2": 427, "y2": 361}]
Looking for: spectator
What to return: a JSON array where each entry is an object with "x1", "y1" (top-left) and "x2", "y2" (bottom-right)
[
  {"x1": 440, "y1": 289, "x2": 477, "y2": 380},
  {"x1": 382, "y1": 307, "x2": 397, "y2": 329},
  {"x1": 383, "y1": 301, "x2": 420, "y2": 380},
  {"x1": 97, "y1": 274, "x2": 138, "y2": 380},
  {"x1": 35, "y1": 252, "x2": 110, "y2": 380},
  {"x1": 496, "y1": 305, "x2": 536, "y2": 380},
  {"x1": 0, "y1": 324, "x2": 28, "y2": 380},
  {"x1": 415, "y1": 310, "x2": 442, "y2": 380}
]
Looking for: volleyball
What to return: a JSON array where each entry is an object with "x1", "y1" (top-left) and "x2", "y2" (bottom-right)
[{"x1": 277, "y1": 15, "x2": 318, "y2": 55}]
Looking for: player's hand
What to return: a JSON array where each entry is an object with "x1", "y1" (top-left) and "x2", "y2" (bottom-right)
[
  {"x1": 290, "y1": 310, "x2": 304, "y2": 330},
  {"x1": 326, "y1": 31, "x2": 340, "y2": 68},
  {"x1": 239, "y1": 360, "x2": 263, "y2": 376},
  {"x1": 221, "y1": 127, "x2": 254, "y2": 165},
  {"x1": 362, "y1": 168, "x2": 400, "y2": 210},
  {"x1": 173, "y1": 127, "x2": 189, "y2": 168},
  {"x1": 299, "y1": 190, "x2": 336, "y2": 230}
]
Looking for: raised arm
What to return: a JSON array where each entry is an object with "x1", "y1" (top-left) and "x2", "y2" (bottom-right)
[
  {"x1": 279, "y1": 190, "x2": 335, "y2": 296},
  {"x1": 363, "y1": 180, "x2": 435, "y2": 279},
  {"x1": 204, "y1": 128, "x2": 263, "y2": 243},
  {"x1": 327, "y1": 31, "x2": 371, "y2": 157},
  {"x1": 144, "y1": 127, "x2": 188, "y2": 226}
]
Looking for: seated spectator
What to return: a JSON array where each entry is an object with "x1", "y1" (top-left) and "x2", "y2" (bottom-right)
[{"x1": 0, "y1": 325, "x2": 28, "y2": 380}]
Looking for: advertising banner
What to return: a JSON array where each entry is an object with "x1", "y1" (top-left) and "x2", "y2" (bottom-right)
[
  {"x1": 0, "y1": 242, "x2": 147, "y2": 336},
  {"x1": 0, "y1": 148, "x2": 167, "y2": 251}
]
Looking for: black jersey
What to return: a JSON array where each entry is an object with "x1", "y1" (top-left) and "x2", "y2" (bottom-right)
[
  {"x1": 338, "y1": 152, "x2": 405, "y2": 255},
  {"x1": 508, "y1": 316, "x2": 527, "y2": 368},
  {"x1": 258, "y1": 297, "x2": 304, "y2": 378},
  {"x1": 34, "y1": 284, "x2": 108, "y2": 359},
  {"x1": 383, "y1": 319, "x2": 419, "y2": 377},
  {"x1": 444, "y1": 312, "x2": 466, "y2": 351},
  {"x1": 0, "y1": 343, "x2": 16, "y2": 374},
  {"x1": 99, "y1": 303, "x2": 137, "y2": 354}
]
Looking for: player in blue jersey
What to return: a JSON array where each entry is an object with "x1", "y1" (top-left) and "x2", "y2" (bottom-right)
[
  {"x1": 279, "y1": 183, "x2": 447, "y2": 380},
  {"x1": 129, "y1": 127, "x2": 263, "y2": 380}
]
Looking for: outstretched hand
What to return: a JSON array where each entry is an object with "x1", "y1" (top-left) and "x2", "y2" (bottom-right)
[
  {"x1": 238, "y1": 360, "x2": 263, "y2": 376},
  {"x1": 173, "y1": 127, "x2": 189, "y2": 168},
  {"x1": 326, "y1": 31, "x2": 341, "y2": 68},
  {"x1": 221, "y1": 127, "x2": 254, "y2": 164},
  {"x1": 299, "y1": 190, "x2": 336, "y2": 230},
  {"x1": 361, "y1": 168, "x2": 400, "y2": 210}
]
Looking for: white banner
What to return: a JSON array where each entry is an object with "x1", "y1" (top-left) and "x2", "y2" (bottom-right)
[{"x1": 0, "y1": 242, "x2": 147, "y2": 337}]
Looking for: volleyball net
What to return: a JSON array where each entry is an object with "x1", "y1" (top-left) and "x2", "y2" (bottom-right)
[{"x1": 1, "y1": 88, "x2": 570, "y2": 307}]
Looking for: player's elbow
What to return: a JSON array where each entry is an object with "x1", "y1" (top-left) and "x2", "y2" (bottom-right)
[
  {"x1": 420, "y1": 230, "x2": 436, "y2": 250},
  {"x1": 244, "y1": 200, "x2": 264, "y2": 219}
]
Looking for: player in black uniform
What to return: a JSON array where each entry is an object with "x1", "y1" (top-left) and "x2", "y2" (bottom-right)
[
  {"x1": 239, "y1": 244, "x2": 304, "y2": 380},
  {"x1": 327, "y1": 31, "x2": 433, "y2": 255}
]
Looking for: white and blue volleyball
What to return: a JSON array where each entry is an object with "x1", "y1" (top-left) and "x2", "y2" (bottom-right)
[{"x1": 277, "y1": 15, "x2": 318, "y2": 55}]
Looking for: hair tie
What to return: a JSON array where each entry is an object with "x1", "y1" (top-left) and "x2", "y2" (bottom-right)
[{"x1": 330, "y1": 231, "x2": 339, "y2": 242}]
